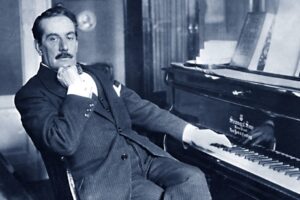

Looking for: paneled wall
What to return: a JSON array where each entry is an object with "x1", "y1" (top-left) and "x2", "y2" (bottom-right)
[
  {"x1": 0, "y1": 1, "x2": 22, "y2": 96},
  {"x1": 52, "y1": 0, "x2": 125, "y2": 84},
  {"x1": 0, "y1": 0, "x2": 51, "y2": 181}
]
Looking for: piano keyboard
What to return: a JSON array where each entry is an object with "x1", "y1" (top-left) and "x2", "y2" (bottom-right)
[{"x1": 197, "y1": 144, "x2": 300, "y2": 195}]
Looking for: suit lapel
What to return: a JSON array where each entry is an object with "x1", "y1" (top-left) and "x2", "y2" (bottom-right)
[
  {"x1": 83, "y1": 65, "x2": 121, "y2": 126},
  {"x1": 37, "y1": 65, "x2": 67, "y2": 98},
  {"x1": 87, "y1": 72, "x2": 115, "y2": 123},
  {"x1": 97, "y1": 78, "x2": 120, "y2": 124}
]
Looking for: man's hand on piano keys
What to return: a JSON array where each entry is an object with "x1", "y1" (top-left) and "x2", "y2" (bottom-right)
[
  {"x1": 183, "y1": 125, "x2": 232, "y2": 150},
  {"x1": 243, "y1": 120, "x2": 276, "y2": 150}
]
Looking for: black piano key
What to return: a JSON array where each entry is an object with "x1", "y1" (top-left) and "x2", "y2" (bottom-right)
[
  {"x1": 269, "y1": 164, "x2": 294, "y2": 172},
  {"x1": 270, "y1": 152, "x2": 298, "y2": 167},
  {"x1": 261, "y1": 161, "x2": 281, "y2": 167},
  {"x1": 245, "y1": 156, "x2": 262, "y2": 162},
  {"x1": 244, "y1": 153, "x2": 260, "y2": 158},
  {"x1": 280, "y1": 166, "x2": 298, "y2": 173},
  {"x1": 284, "y1": 169, "x2": 300, "y2": 175},
  {"x1": 210, "y1": 143, "x2": 230, "y2": 151},
  {"x1": 265, "y1": 162, "x2": 284, "y2": 168},
  {"x1": 243, "y1": 153, "x2": 258, "y2": 158},
  {"x1": 243, "y1": 154, "x2": 259, "y2": 160},
  {"x1": 258, "y1": 160, "x2": 280, "y2": 166},
  {"x1": 269, "y1": 164, "x2": 286, "y2": 169},
  {"x1": 215, "y1": 143, "x2": 300, "y2": 170},
  {"x1": 210, "y1": 143, "x2": 223, "y2": 148},
  {"x1": 287, "y1": 171, "x2": 300, "y2": 177},
  {"x1": 251, "y1": 146, "x2": 300, "y2": 168},
  {"x1": 232, "y1": 149, "x2": 251, "y2": 153},
  {"x1": 238, "y1": 152, "x2": 257, "y2": 158},
  {"x1": 246, "y1": 155, "x2": 269, "y2": 162},
  {"x1": 274, "y1": 166, "x2": 295, "y2": 172},
  {"x1": 251, "y1": 158, "x2": 271, "y2": 163},
  {"x1": 278, "y1": 168, "x2": 296, "y2": 173},
  {"x1": 232, "y1": 150, "x2": 250, "y2": 156},
  {"x1": 227, "y1": 146, "x2": 245, "y2": 153}
]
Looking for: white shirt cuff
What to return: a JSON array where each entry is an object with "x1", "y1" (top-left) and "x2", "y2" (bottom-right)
[
  {"x1": 67, "y1": 82, "x2": 92, "y2": 98},
  {"x1": 182, "y1": 124, "x2": 198, "y2": 148}
]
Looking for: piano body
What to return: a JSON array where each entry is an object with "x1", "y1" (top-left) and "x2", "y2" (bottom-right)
[{"x1": 164, "y1": 63, "x2": 300, "y2": 200}]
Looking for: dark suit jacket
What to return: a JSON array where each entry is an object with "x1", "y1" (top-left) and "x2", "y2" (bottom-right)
[{"x1": 15, "y1": 64, "x2": 188, "y2": 199}]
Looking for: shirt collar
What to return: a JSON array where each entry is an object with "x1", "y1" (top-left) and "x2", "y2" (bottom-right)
[{"x1": 40, "y1": 62, "x2": 50, "y2": 69}]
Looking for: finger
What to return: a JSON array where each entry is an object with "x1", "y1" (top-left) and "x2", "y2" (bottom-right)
[
  {"x1": 243, "y1": 131, "x2": 262, "y2": 145},
  {"x1": 191, "y1": 141, "x2": 214, "y2": 153},
  {"x1": 216, "y1": 134, "x2": 232, "y2": 147},
  {"x1": 250, "y1": 131, "x2": 263, "y2": 139},
  {"x1": 66, "y1": 65, "x2": 77, "y2": 72},
  {"x1": 248, "y1": 129, "x2": 259, "y2": 135},
  {"x1": 57, "y1": 67, "x2": 64, "y2": 78},
  {"x1": 242, "y1": 138, "x2": 251, "y2": 145},
  {"x1": 251, "y1": 137, "x2": 263, "y2": 146},
  {"x1": 57, "y1": 67, "x2": 69, "y2": 87}
]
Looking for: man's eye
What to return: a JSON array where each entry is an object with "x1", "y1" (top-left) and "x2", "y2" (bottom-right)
[
  {"x1": 48, "y1": 36, "x2": 57, "y2": 41},
  {"x1": 67, "y1": 35, "x2": 75, "y2": 40}
]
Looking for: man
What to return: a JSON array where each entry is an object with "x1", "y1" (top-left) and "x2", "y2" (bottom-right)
[{"x1": 15, "y1": 5, "x2": 231, "y2": 200}]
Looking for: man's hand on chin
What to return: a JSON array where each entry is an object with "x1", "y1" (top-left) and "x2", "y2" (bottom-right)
[
  {"x1": 183, "y1": 124, "x2": 232, "y2": 150},
  {"x1": 57, "y1": 65, "x2": 81, "y2": 87}
]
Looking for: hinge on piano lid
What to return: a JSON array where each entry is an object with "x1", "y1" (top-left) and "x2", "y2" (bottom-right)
[
  {"x1": 204, "y1": 74, "x2": 220, "y2": 80},
  {"x1": 232, "y1": 90, "x2": 252, "y2": 96}
]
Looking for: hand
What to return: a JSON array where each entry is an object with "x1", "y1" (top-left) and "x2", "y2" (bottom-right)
[
  {"x1": 57, "y1": 65, "x2": 81, "y2": 87},
  {"x1": 189, "y1": 128, "x2": 232, "y2": 150},
  {"x1": 243, "y1": 121, "x2": 275, "y2": 149}
]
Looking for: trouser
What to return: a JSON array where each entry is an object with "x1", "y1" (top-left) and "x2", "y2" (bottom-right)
[
  {"x1": 73, "y1": 140, "x2": 211, "y2": 200},
  {"x1": 128, "y1": 142, "x2": 212, "y2": 200}
]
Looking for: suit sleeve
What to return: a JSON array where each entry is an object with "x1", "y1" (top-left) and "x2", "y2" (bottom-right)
[
  {"x1": 15, "y1": 89, "x2": 97, "y2": 156},
  {"x1": 120, "y1": 84, "x2": 188, "y2": 141}
]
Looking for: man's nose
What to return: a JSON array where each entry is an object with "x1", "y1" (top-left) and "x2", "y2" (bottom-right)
[{"x1": 59, "y1": 38, "x2": 68, "y2": 52}]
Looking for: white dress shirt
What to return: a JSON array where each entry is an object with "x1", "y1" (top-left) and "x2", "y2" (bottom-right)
[{"x1": 67, "y1": 72, "x2": 98, "y2": 98}]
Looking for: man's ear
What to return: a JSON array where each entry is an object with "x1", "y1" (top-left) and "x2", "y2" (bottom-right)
[{"x1": 34, "y1": 40, "x2": 43, "y2": 56}]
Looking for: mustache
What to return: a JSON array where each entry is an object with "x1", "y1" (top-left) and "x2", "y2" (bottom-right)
[{"x1": 55, "y1": 53, "x2": 73, "y2": 59}]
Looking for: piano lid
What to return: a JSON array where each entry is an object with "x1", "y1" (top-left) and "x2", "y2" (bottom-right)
[
  {"x1": 181, "y1": 62, "x2": 300, "y2": 91},
  {"x1": 207, "y1": 68, "x2": 300, "y2": 91}
]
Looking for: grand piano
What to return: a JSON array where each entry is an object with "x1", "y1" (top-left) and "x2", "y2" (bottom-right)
[{"x1": 163, "y1": 63, "x2": 300, "y2": 200}]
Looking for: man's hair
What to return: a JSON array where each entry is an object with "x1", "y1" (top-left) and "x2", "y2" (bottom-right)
[{"x1": 32, "y1": 5, "x2": 78, "y2": 44}]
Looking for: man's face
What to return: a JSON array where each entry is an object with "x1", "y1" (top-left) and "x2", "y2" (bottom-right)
[{"x1": 37, "y1": 16, "x2": 78, "y2": 70}]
